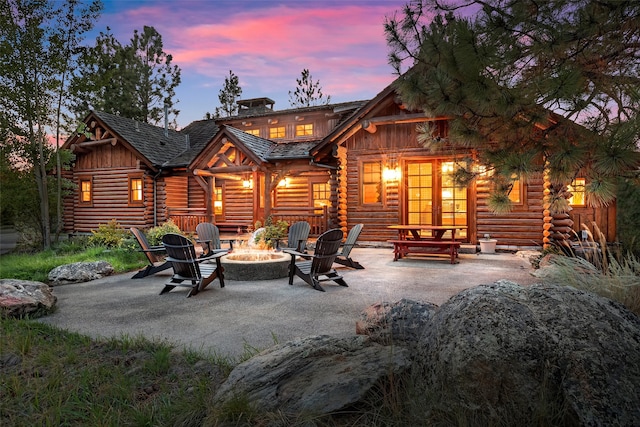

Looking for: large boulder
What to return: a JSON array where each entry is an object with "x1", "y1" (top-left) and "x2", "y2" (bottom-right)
[
  {"x1": 355, "y1": 298, "x2": 438, "y2": 347},
  {"x1": 214, "y1": 334, "x2": 411, "y2": 416},
  {"x1": 416, "y1": 280, "x2": 640, "y2": 426},
  {"x1": 48, "y1": 261, "x2": 114, "y2": 285},
  {"x1": 0, "y1": 279, "x2": 57, "y2": 318}
]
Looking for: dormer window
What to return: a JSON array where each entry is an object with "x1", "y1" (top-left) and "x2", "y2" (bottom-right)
[{"x1": 295, "y1": 123, "x2": 313, "y2": 137}]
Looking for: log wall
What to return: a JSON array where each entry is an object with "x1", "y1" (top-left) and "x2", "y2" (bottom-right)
[
  {"x1": 475, "y1": 174, "x2": 545, "y2": 247},
  {"x1": 64, "y1": 142, "x2": 159, "y2": 233}
]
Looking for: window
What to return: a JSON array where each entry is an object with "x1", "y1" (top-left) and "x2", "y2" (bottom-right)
[
  {"x1": 312, "y1": 182, "x2": 330, "y2": 208},
  {"x1": 568, "y1": 178, "x2": 586, "y2": 206},
  {"x1": 129, "y1": 177, "x2": 143, "y2": 204},
  {"x1": 246, "y1": 129, "x2": 260, "y2": 136},
  {"x1": 79, "y1": 178, "x2": 92, "y2": 204},
  {"x1": 362, "y1": 161, "x2": 382, "y2": 204},
  {"x1": 269, "y1": 126, "x2": 285, "y2": 139},
  {"x1": 214, "y1": 186, "x2": 223, "y2": 216},
  {"x1": 295, "y1": 123, "x2": 313, "y2": 137},
  {"x1": 508, "y1": 175, "x2": 522, "y2": 203}
]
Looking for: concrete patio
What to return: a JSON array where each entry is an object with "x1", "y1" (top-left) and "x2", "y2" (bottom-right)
[{"x1": 37, "y1": 247, "x2": 540, "y2": 360}]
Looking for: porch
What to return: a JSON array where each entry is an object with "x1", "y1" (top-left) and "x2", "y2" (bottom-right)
[{"x1": 167, "y1": 206, "x2": 329, "y2": 235}]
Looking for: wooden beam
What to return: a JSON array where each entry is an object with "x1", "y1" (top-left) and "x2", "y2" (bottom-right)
[
  {"x1": 363, "y1": 113, "x2": 449, "y2": 126},
  {"x1": 362, "y1": 120, "x2": 377, "y2": 134},
  {"x1": 76, "y1": 138, "x2": 117, "y2": 148},
  {"x1": 194, "y1": 166, "x2": 254, "y2": 175},
  {"x1": 193, "y1": 168, "x2": 244, "y2": 180}
]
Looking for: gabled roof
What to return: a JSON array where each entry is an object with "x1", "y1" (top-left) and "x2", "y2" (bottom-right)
[
  {"x1": 91, "y1": 111, "x2": 189, "y2": 166},
  {"x1": 224, "y1": 126, "x2": 274, "y2": 161},
  {"x1": 163, "y1": 119, "x2": 220, "y2": 167},
  {"x1": 312, "y1": 84, "x2": 397, "y2": 157}
]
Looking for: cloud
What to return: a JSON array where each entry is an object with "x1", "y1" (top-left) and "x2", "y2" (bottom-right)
[{"x1": 96, "y1": 0, "x2": 406, "y2": 124}]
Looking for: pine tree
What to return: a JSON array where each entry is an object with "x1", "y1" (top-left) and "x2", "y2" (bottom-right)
[
  {"x1": 214, "y1": 70, "x2": 242, "y2": 118},
  {"x1": 385, "y1": 0, "x2": 640, "y2": 212},
  {"x1": 72, "y1": 26, "x2": 181, "y2": 127},
  {"x1": 289, "y1": 69, "x2": 331, "y2": 108}
]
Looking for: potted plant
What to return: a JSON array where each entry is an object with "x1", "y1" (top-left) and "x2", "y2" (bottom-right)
[{"x1": 479, "y1": 234, "x2": 498, "y2": 254}]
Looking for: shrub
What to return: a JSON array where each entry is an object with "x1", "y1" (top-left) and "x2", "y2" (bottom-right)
[
  {"x1": 88, "y1": 219, "x2": 128, "y2": 248},
  {"x1": 253, "y1": 217, "x2": 288, "y2": 249},
  {"x1": 146, "y1": 220, "x2": 182, "y2": 246}
]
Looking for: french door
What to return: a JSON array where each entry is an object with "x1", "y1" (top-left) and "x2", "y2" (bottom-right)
[{"x1": 405, "y1": 160, "x2": 468, "y2": 239}]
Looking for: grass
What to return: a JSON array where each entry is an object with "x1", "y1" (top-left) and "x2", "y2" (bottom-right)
[
  {"x1": 0, "y1": 240, "x2": 635, "y2": 425},
  {"x1": 0, "y1": 319, "x2": 232, "y2": 426},
  {"x1": 0, "y1": 245, "x2": 147, "y2": 283}
]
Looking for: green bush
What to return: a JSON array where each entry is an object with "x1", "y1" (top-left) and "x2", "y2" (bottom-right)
[
  {"x1": 253, "y1": 217, "x2": 288, "y2": 249},
  {"x1": 146, "y1": 219, "x2": 182, "y2": 246},
  {"x1": 88, "y1": 219, "x2": 128, "y2": 248}
]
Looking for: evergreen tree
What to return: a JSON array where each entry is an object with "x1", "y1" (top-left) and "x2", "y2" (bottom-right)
[
  {"x1": 288, "y1": 68, "x2": 331, "y2": 108},
  {"x1": 385, "y1": 0, "x2": 640, "y2": 213},
  {"x1": 214, "y1": 70, "x2": 242, "y2": 118},
  {"x1": 72, "y1": 26, "x2": 181, "y2": 127},
  {"x1": 0, "y1": 0, "x2": 96, "y2": 248}
]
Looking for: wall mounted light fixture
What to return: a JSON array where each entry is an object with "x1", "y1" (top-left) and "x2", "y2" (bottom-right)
[{"x1": 383, "y1": 166, "x2": 401, "y2": 182}]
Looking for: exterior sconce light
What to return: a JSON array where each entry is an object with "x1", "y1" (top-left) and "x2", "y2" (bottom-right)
[
  {"x1": 294, "y1": 115, "x2": 304, "y2": 121},
  {"x1": 383, "y1": 166, "x2": 401, "y2": 182},
  {"x1": 242, "y1": 178, "x2": 253, "y2": 189},
  {"x1": 278, "y1": 177, "x2": 290, "y2": 187},
  {"x1": 268, "y1": 118, "x2": 278, "y2": 124},
  {"x1": 242, "y1": 121, "x2": 252, "y2": 126}
]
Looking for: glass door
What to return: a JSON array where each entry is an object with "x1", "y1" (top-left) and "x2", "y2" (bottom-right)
[{"x1": 405, "y1": 160, "x2": 467, "y2": 239}]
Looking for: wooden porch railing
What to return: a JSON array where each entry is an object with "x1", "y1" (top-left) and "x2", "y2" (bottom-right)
[
  {"x1": 167, "y1": 208, "x2": 209, "y2": 233},
  {"x1": 270, "y1": 206, "x2": 328, "y2": 236},
  {"x1": 168, "y1": 206, "x2": 329, "y2": 236}
]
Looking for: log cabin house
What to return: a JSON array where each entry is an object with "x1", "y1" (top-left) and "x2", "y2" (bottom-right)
[{"x1": 62, "y1": 83, "x2": 616, "y2": 249}]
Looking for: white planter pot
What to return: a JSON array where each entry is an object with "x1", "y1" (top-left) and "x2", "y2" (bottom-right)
[{"x1": 479, "y1": 239, "x2": 497, "y2": 254}]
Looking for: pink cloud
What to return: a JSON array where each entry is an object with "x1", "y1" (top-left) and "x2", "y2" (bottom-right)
[{"x1": 97, "y1": 1, "x2": 406, "y2": 124}]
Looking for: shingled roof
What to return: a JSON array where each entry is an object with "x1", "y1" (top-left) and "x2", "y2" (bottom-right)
[
  {"x1": 164, "y1": 119, "x2": 220, "y2": 167},
  {"x1": 85, "y1": 98, "x2": 368, "y2": 169},
  {"x1": 92, "y1": 111, "x2": 187, "y2": 166}
]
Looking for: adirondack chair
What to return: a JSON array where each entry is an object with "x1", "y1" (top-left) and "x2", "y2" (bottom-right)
[
  {"x1": 130, "y1": 227, "x2": 172, "y2": 279},
  {"x1": 160, "y1": 233, "x2": 228, "y2": 297},
  {"x1": 334, "y1": 223, "x2": 365, "y2": 269},
  {"x1": 195, "y1": 222, "x2": 233, "y2": 257},
  {"x1": 284, "y1": 228, "x2": 347, "y2": 292},
  {"x1": 280, "y1": 221, "x2": 311, "y2": 252}
]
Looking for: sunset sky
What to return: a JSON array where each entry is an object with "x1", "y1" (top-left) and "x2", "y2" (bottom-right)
[{"x1": 95, "y1": 0, "x2": 411, "y2": 128}]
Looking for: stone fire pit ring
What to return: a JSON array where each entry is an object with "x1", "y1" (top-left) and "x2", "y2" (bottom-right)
[{"x1": 220, "y1": 252, "x2": 290, "y2": 281}]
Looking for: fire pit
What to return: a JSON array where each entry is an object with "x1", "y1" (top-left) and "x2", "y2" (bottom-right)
[{"x1": 220, "y1": 251, "x2": 290, "y2": 281}]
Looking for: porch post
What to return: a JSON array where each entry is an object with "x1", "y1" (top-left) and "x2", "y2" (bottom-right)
[
  {"x1": 205, "y1": 177, "x2": 214, "y2": 223},
  {"x1": 264, "y1": 170, "x2": 272, "y2": 218}
]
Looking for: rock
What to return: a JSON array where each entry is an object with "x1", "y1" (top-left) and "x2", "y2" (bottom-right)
[
  {"x1": 416, "y1": 280, "x2": 640, "y2": 426},
  {"x1": 355, "y1": 298, "x2": 438, "y2": 347},
  {"x1": 48, "y1": 261, "x2": 114, "y2": 285},
  {"x1": 214, "y1": 335, "x2": 411, "y2": 416},
  {"x1": 0, "y1": 279, "x2": 57, "y2": 318}
]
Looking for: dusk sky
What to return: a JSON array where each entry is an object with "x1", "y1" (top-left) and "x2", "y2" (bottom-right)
[{"x1": 95, "y1": 0, "x2": 411, "y2": 128}]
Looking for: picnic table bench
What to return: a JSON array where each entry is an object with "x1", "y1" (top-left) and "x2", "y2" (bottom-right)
[
  {"x1": 388, "y1": 239, "x2": 461, "y2": 264},
  {"x1": 387, "y1": 224, "x2": 467, "y2": 264}
]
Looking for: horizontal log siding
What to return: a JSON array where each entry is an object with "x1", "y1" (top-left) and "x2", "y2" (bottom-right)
[
  {"x1": 70, "y1": 167, "x2": 155, "y2": 232},
  {"x1": 345, "y1": 124, "x2": 412, "y2": 242},
  {"x1": 475, "y1": 174, "x2": 545, "y2": 247},
  {"x1": 164, "y1": 176, "x2": 188, "y2": 208},
  {"x1": 223, "y1": 180, "x2": 253, "y2": 225}
]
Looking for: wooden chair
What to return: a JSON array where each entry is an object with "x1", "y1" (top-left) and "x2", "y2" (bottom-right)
[
  {"x1": 161, "y1": 233, "x2": 228, "y2": 297},
  {"x1": 195, "y1": 222, "x2": 233, "y2": 256},
  {"x1": 284, "y1": 228, "x2": 347, "y2": 292},
  {"x1": 281, "y1": 221, "x2": 311, "y2": 252},
  {"x1": 130, "y1": 227, "x2": 172, "y2": 279},
  {"x1": 334, "y1": 223, "x2": 364, "y2": 269}
]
